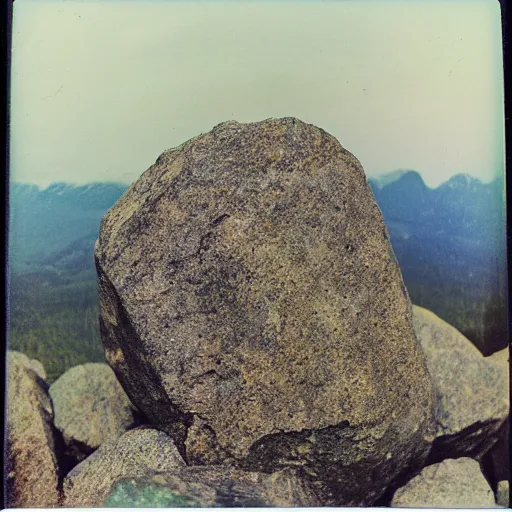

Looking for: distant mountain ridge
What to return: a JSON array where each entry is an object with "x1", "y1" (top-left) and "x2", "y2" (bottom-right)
[
  {"x1": 9, "y1": 182, "x2": 128, "y2": 273},
  {"x1": 369, "y1": 170, "x2": 505, "y2": 246},
  {"x1": 369, "y1": 170, "x2": 506, "y2": 354},
  {"x1": 368, "y1": 169, "x2": 413, "y2": 189}
]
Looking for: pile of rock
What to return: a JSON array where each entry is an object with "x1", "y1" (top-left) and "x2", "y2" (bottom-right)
[{"x1": 5, "y1": 119, "x2": 509, "y2": 508}]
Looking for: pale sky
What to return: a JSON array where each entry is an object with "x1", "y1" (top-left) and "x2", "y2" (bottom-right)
[{"x1": 10, "y1": 0, "x2": 504, "y2": 188}]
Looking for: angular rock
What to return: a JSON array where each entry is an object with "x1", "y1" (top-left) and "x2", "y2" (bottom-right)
[
  {"x1": 391, "y1": 458, "x2": 497, "y2": 508},
  {"x1": 49, "y1": 362, "x2": 140, "y2": 464},
  {"x1": 412, "y1": 306, "x2": 509, "y2": 462},
  {"x1": 104, "y1": 466, "x2": 321, "y2": 507},
  {"x1": 496, "y1": 480, "x2": 509, "y2": 508},
  {"x1": 62, "y1": 427, "x2": 185, "y2": 507},
  {"x1": 5, "y1": 351, "x2": 61, "y2": 508},
  {"x1": 95, "y1": 117, "x2": 435, "y2": 505}
]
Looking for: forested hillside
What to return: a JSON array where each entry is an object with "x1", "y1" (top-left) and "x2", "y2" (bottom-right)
[
  {"x1": 8, "y1": 270, "x2": 104, "y2": 382},
  {"x1": 8, "y1": 182, "x2": 127, "y2": 382}
]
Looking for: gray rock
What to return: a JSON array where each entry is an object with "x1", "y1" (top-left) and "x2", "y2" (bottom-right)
[
  {"x1": 95, "y1": 117, "x2": 435, "y2": 505},
  {"x1": 5, "y1": 351, "x2": 60, "y2": 508},
  {"x1": 49, "y1": 362, "x2": 140, "y2": 463},
  {"x1": 496, "y1": 480, "x2": 509, "y2": 507},
  {"x1": 487, "y1": 347, "x2": 510, "y2": 368},
  {"x1": 412, "y1": 306, "x2": 509, "y2": 461},
  {"x1": 391, "y1": 458, "x2": 497, "y2": 508},
  {"x1": 104, "y1": 466, "x2": 321, "y2": 507},
  {"x1": 29, "y1": 357, "x2": 47, "y2": 380},
  {"x1": 62, "y1": 427, "x2": 185, "y2": 507}
]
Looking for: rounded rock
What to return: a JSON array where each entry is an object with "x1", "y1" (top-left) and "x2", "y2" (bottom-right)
[
  {"x1": 412, "y1": 306, "x2": 509, "y2": 461},
  {"x1": 62, "y1": 427, "x2": 185, "y2": 507},
  {"x1": 49, "y1": 362, "x2": 140, "y2": 462},
  {"x1": 391, "y1": 458, "x2": 497, "y2": 508}
]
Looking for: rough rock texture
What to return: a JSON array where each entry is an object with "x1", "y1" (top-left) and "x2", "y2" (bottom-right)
[
  {"x1": 62, "y1": 427, "x2": 185, "y2": 507},
  {"x1": 104, "y1": 466, "x2": 321, "y2": 507},
  {"x1": 5, "y1": 351, "x2": 61, "y2": 508},
  {"x1": 496, "y1": 480, "x2": 509, "y2": 508},
  {"x1": 391, "y1": 458, "x2": 497, "y2": 508},
  {"x1": 487, "y1": 346, "x2": 510, "y2": 368},
  {"x1": 412, "y1": 306, "x2": 509, "y2": 462},
  {"x1": 49, "y1": 362, "x2": 141, "y2": 463},
  {"x1": 95, "y1": 117, "x2": 435, "y2": 505}
]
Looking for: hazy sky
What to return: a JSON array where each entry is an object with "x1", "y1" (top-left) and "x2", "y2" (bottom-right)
[{"x1": 10, "y1": 0, "x2": 504, "y2": 188}]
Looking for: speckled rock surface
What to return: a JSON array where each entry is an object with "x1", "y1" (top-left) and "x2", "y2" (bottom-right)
[
  {"x1": 487, "y1": 347, "x2": 510, "y2": 368},
  {"x1": 391, "y1": 458, "x2": 497, "y2": 508},
  {"x1": 104, "y1": 466, "x2": 321, "y2": 507},
  {"x1": 95, "y1": 117, "x2": 435, "y2": 505},
  {"x1": 49, "y1": 362, "x2": 140, "y2": 463},
  {"x1": 5, "y1": 351, "x2": 61, "y2": 508},
  {"x1": 412, "y1": 306, "x2": 509, "y2": 462},
  {"x1": 62, "y1": 427, "x2": 185, "y2": 507}
]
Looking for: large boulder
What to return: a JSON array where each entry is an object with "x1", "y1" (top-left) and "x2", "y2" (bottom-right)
[
  {"x1": 95, "y1": 117, "x2": 435, "y2": 505},
  {"x1": 104, "y1": 466, "x2": 321, "y2": 507},
  {"x1": 62, "y1": 427, "x2": 185, "y2": 507},
  {"x1": 49, "y1": 362, "x2": 141, "y2": 463},
  {"x1": 391, "y1": 458, "x2": 497, "y2": 508},
  {"x1": 5, "y1": 351, "x2": 61, "y2": 508},
  {"x1": 412, "y1": 306, "x2": 509, "y2": 462}
]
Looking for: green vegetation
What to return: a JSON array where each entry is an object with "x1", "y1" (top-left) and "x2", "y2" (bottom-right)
[
  {"x1": 8, "y1": 270, "x2": 105, "y2": 383},
  {"x1": 104, "y1": 479, "x2": 203, "y2": 508}
]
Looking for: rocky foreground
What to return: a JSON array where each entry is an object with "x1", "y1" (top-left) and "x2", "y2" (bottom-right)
[{"x1": 5, "y1": 118, "x2": 510, "y2": 508}]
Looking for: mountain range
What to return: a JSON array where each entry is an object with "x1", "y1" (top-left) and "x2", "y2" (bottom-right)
[
  {"x1": 6, "y1": 170, "x2": 507, "y2": 381},
  {"x1": 8, "y1": 182, "x2": 127, "y2": 274},
  {"x1": 369, "y1": 170, "x2": 506, "y2": 355}
]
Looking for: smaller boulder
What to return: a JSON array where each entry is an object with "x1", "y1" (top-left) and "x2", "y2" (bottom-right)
[
  {"x1": 5, "y1": 351, "x2": 61, "y2": 508},
  {"x1": 412, "y1": 306, "x2": 509, "y2": 461},
  {"x1": 49, "y1": 363, "x2": 141, "y2": 463},
  {"x1": 104, "y1": 466, "x2": 321, "y2": 507},
  {"x1": 62, "y1": 427, "x2": 185, "y2": 507},
  {"x1": 391, "y1": 458, "x2": 497, "y2": 508}
]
